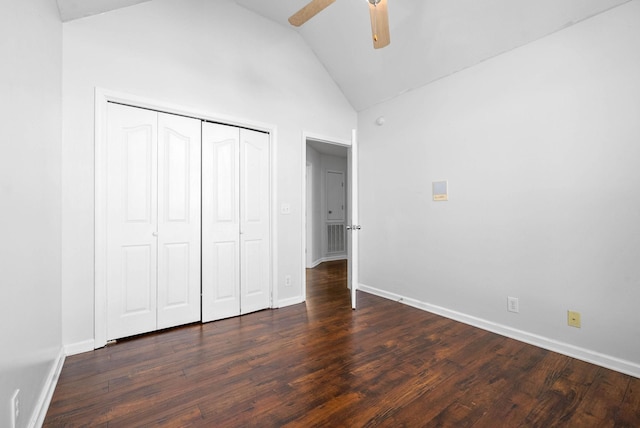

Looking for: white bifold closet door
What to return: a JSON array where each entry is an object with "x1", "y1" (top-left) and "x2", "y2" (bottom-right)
[
  {"x1": 106, "y1": 103, "x2": 201, "y2": 340},
  {"x1": 201, "y1": 122, "x2": 270, "y2": 322}
]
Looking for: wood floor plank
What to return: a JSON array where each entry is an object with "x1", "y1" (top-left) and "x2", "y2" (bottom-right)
[
  {"x1": 578, "y1": 369, "x2": 629, "y2": 421},
  {"x1": 615, "y1": 377, "x2": 640, "y2": 427},
  {"x1": 520, "y1": 357, "x2": 614, "y2": 426},
  {"x1": 44, "y1": 260, "x2": 640, "y2": 427}
]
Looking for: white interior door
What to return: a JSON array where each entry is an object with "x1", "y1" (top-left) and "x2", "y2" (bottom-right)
[
  {"x1": 156, "y1": 112, "x2": 202, "y2": 329},
  {"x1": 202, "y1": 124, "x2": 270, "y2": 321},
  {"x1": 326, "y1": 170, "x2": 345, "y2": 221},
  {"x1": 239, "y1": 128, "x2": 271, "y2": 314},
  {"x1": 202, "y1": 122, "x2": 241, "y2": 322},
  {"x1": 349, "y1": 129, "x2": 359, "y2": 309},
  {"x1": 106, "y1": 103, "x2": 158, "y2": 340},
  {"x1": 106, "y1": 104, "x2": 202, "y2": 340}
]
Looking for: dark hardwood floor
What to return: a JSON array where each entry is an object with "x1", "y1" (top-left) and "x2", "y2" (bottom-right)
[{"x1": 45, "y1": 260, "x2": 640, "y2": 427}]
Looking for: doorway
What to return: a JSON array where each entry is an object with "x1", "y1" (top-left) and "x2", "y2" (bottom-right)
[{"x1": 304, "y1": 137, "x2": 350, "y2": 301}]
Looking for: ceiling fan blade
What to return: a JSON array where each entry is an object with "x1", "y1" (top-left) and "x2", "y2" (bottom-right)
[
  {"x1": 288, "y1": 0, "x2": 336, "y2": 27},
  {"x1": 369, "y1": 0, "x2": 390, "y2": 49}
]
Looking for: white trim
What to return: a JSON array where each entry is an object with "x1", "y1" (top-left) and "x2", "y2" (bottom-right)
[
  {"x1": 307, "y1": 255, "x2": 348, "y2": 269},
  {"x1": 277, "y1": 295, "x2": 305, "y2": 308},
  {"x1": 32, "y1": 348, "x2": 65, "y2": 428},
  {"x1": 95, "y1": 88, "x2": 276, "y2": 132},
  {"x1": 305, "y1": 162, "x2": 313, "y2": 268},
  {"x1": 94, "y1": 88, "x2": 108, "y2": 348},
  {"x1": 301, "y1": 131, "x2": 351, "y2": 305},
  {"x1": 349, "y1": 129, "x2": 358, "y2": 310},
  {"x1": 358, "y1": 283, "x2": 640, "y2": 379},
  {"x1": 64, "y1": 339, "x2": 95, "y2": 356},
  {"x1": 301, "y1": 134, "x2": 306, "y2": 308},
  {"x1": 270, "y1": 128, "x2": 278, "y2": 310},
  {"x1": 94, "y1": 87, "x2": 278, "y2": 348}
]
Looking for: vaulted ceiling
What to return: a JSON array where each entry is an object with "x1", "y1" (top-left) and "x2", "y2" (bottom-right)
[{"x1": 56, "y1": 0, "x2": 630, "y2": 111}]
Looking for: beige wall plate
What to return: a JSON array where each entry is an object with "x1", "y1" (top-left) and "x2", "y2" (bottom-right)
[
  {"x1": 433, "y1": 180, "x2": 448, "y2": 201},
  {"x1": 568, "y1": 310, "x2": 581, "y2": 328}
]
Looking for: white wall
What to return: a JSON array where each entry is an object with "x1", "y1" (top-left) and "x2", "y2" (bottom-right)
[
  {"x1": 0, "y1": 0, "x2": 63, "y2": 426},
  {"x1": 306, "y1": 146, "x2": 323, "y2": 266},
  {"x1": 305, "y1": 148, "x2": 348, "y2": 267},
  {"x1": 61, "y1": 0, "x2": 356, "y2": 348},
  {"x1": 358, "y1": 0, "x2": 640, "y2": 376}
]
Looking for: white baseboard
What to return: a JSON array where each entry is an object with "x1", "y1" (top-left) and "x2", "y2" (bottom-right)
[
  {"x1": 307, "y1": 255, "x2": 348, "y2": 268},
  {"x1": 358, "y1": 283, "x2": 640, "y2": 379},
  {"x1": 277, "y1": 295, "x2": 305, "y2": 308},
  {"x1": 308, "y1": 259, "x2": 322, "y2": 268},
  {"x1": 64, "y1": 339, "x2": 95, "y2": 356},
  {"x1": 32, "y1": 347, "x2": 65, "y2": 428}
]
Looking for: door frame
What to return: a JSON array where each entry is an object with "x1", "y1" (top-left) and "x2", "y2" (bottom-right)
[
  {"x1": 94, "y1": 87, "x2": 278, "y2": 348},
  {"x1": 301, "y1": 131, "x2": 353, "y2": 303},
  {"x1": 305, "y1": 162, "x2": 313, "y2": 268}
]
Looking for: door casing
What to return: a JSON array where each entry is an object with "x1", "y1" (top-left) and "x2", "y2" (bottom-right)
[{"x1": 301, "y1": 131, "x2": 357, "y2": 308}]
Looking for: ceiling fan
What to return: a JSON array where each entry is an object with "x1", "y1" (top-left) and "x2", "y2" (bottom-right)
[{"x1": 288, "y1": 0, "x2": 390, "y2": 49}]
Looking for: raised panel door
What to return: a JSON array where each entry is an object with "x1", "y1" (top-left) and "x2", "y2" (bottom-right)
[
  {"x1": 106, "y1": 103, "x2": 158, "y2": 340},
  {"x1": 326, "y1": 170, "x2": 345, "y2": 221},
  {"x1": 156, "y1": 113, "x2": 201, "y2": 329},
  {"x1": 201, "y1": 122, "x2": 241, "y2": 322},
  {"x1": 239, "y1": 129, "x2": 270, "y2": 314}
]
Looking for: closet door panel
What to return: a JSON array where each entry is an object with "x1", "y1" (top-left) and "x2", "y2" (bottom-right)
[
  {"x1": 121, "y1": 245, "x2": 153, "y2": 312},
  {"x1": 240, "y1": 129, "x2": 271, "y2": 314},
  {"x1": 202, "y1": 122, "x2": 241, "y2": 322},
  {"x1": 106, "y1": 103, "x2": 158, "y2": 340},
  {"x1": 157, "y1": 113, "x2": 202, "y2": 329}
]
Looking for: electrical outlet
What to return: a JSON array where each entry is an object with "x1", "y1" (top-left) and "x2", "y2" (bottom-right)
[
  {"x1": 285, "y1": 275, "x2": 292, "y2": 287},
  {"x1": 507, "y1": 296, "x2": 519, "y2": 313},
  {"x1": 568, "y1": 310, "x2": 581, "y2": 328},
  {"x1": 11, "y1": 389, "x2": 19, "y2": 428}
]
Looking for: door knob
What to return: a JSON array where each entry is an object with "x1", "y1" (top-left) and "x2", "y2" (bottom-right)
[
  {"x1": 346, "y1": 225, "x2": 352, "y2": 230},
  {"x1": 152, "y1": 232, "x2": 158, "y2": 237}
]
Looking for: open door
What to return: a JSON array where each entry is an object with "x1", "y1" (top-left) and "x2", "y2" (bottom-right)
[
  {"x1": 348, "y1": 129, "x2": 359, "y2": 309},
  {"x1": 303, "y1": 134, "x2": 353, "y2": 306}
]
